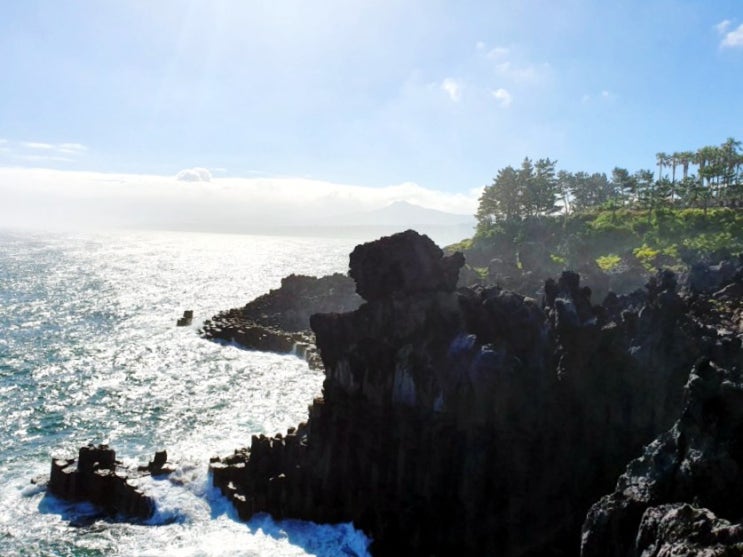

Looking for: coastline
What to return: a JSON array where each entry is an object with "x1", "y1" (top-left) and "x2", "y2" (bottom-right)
[{"x1": 204, "y1": 230, "x2": 743, "y2": 555}]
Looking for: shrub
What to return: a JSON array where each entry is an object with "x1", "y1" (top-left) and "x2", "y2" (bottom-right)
[
  {"x1": 596, "y1": 254, "x2": 622, "y2": 272},
  {"x1": 633, "y1": 244, "x2": 660, "y2": 270}
]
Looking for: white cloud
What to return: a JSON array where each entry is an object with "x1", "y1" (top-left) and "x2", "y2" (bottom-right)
[
  {"x1": 721, "y1": 22, "x2": 743, "y2": 48},
  {"x1": 492, "y1": 88, "x2": 512, "y2": 108},
  {"x1": 475, "y1": 41, "x2": 486, "y2": 51},
  {"x1": 1, "y1": 140, "x2": 88, "y2": 163},
  {"x1": 0, "y1": 167, "x2": 479, "y2": 233},
  {"x1": 18, "y1": 154, "x2": 74, "y2": 162},
  {"x1": 58, "y1": 143, "x2": 87, "y2": 154},
  {"x1": 477, "y1": 45, "x2": 551, "y2": 84},
  {"x1": 717, "y1": 20, "x2": 731, "y2": 34},
  {"x1": 441, "y1": 78, "x2": 462, "y2": 102},
  {"x1": 176, "y1": 167, "x2": 213, "y2": 182},
  {"x1": 21, "y1": 141, "x2": 55, "y2": 150}
]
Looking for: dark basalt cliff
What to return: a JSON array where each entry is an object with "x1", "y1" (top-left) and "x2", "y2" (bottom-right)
[
  {"x1": 582, "y1": 356, "x2": 743, "y2": 556},
  {"x1": 210, "y1": 230, "x2": 743, "y2": 556}
]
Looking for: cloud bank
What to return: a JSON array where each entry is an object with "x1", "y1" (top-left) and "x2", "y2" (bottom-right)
[{"x1": 0, "y1": 167, "x2": 479, "y2": 236}]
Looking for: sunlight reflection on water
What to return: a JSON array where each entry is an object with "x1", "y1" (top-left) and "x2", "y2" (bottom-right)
[{"x1": 0, "y1": 229, "x2": 372, "y2": 556}]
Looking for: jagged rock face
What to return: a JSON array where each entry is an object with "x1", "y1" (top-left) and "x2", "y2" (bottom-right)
[
  {"x1": 636, "y1": 504, "x2": 743, "y2": 556},
  {"x1": 581, "y1": 354, "x2": 743, "y2": 557},
  {"x1": 212, "y1": 233, "x2": 742, "y2": 557},
  {"x1": 349, "y1": 230, "x2": 464, "y2": 302}
]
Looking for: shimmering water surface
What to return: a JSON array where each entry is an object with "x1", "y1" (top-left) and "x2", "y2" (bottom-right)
[{"x1": 0, "y1": 229, "x2": 372, "y2": 556}]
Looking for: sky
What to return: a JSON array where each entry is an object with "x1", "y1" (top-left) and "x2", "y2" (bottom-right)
[{"x1": 1, "y1": 0, "x2": 742, "y2": 230}]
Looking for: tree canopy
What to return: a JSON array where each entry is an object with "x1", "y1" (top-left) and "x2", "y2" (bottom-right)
[{"x1": 476, "y1": 137, "x2": 743, "y2": 232}]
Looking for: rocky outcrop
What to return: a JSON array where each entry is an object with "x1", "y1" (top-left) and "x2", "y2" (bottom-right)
[
  {"x1": 577, "y1": 259, "x2": 743, "y2": 555},
  {"x1": 47, "y1": 444, "x2": 173, "y2": 520},
  {"x1": 348, "y1": 229, "x2": 464, "y2": 301},
  {"x1": 211, "y1": 231, "x2": 743, "y2": 556},
  {"x1": 636, "y1": 504, "x2": 743, "y2": 556},
  {"x1": 200, "y1": 273, "x2": 360, "y2": 368},
  {"x1": 581, "y1": 353, "x2": 743, "y2": 556},
  {"x1": 176, "y1": 310, "x2": 193, "y2": 326}
]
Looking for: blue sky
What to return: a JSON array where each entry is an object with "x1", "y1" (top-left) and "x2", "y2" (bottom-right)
[{"x1": 1, "y1": 0, "x2": 742, "y2": 213}]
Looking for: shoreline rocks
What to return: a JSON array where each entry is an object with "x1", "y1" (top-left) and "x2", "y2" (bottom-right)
[
  {"x1": 47, "y1": 444, "x2": 173, "y2": 521},
  {"x1": 200, "y1": 273, "x2": 361, "y2": 368},
  {"x1": 208, "y1": 230, "x2": 743, "y2": 555}
]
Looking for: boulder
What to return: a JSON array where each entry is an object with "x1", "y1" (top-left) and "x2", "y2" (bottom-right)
[{"x1": 348, "y1": 230, "x2": 464, "y2": 301}]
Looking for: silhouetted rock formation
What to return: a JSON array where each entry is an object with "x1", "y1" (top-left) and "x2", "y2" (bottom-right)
[
  {"x1": 47, "y1": 444, "x2": 173, "y2": 520},
  {"x1": 581, "y1": 355, "x2": 743, "y2": 556},
  {"x1": 210, "y1": 231, "x2": 743, "y2": 556},
  {"x1": 176, "y1": 310, "x2": 193, "y2": 327},
  {"x1": 579, "y1": 257, "x2": 743, "y2": 556},
  {"x1": 201, "y1": 273, "x2": 361, "y2": 368},
  {"x1": 348, "y1": 229, "x2": 464, "y2": 301}
]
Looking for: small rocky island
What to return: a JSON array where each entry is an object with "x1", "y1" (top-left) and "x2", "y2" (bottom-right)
[
  {"x1": 209, "y1": 229, "x2": 743, "y2": 556},
  {"x1": 47, "y1": 444, "x2": 173, "y2": 520}
]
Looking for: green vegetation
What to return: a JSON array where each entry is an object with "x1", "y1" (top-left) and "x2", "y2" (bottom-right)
[
  {"x1": 469, "y1": 138, "x2": 743, "y2": 272},
  {"x1": 466, "y1": 207, "x2": 743, "y2": 274},
  {"x1": 477, "y1": 138, "x2": 743, "y2": 231},
  {"x1": 596, "y1": 254, "x2": 622, "y2": 272}
]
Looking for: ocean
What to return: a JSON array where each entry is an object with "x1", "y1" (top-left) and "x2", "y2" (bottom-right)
[{"x1": 0, "y1": 229, "x2": 373, "y2": 557}]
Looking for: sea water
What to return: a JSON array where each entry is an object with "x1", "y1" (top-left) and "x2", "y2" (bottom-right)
[{"x1": 0, "y1": 229, "x2": 372, "y2": 557}]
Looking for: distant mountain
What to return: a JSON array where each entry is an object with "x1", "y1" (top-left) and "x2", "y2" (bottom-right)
[{"x1": 331, "y1": 201, "x2": 475, "y2": 228}]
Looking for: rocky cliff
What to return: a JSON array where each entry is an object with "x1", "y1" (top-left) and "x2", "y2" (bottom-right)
[
  {"x1": 210, "y1": 230, "x2": 742, "y2": 556},
  {"x1": 200, "y1": 273, "x2": 361, "y2": 367}
]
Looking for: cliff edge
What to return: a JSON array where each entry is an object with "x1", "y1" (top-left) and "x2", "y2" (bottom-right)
[{"x1": 210, "y1": 230, "x2": 742, "y2": 556}]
